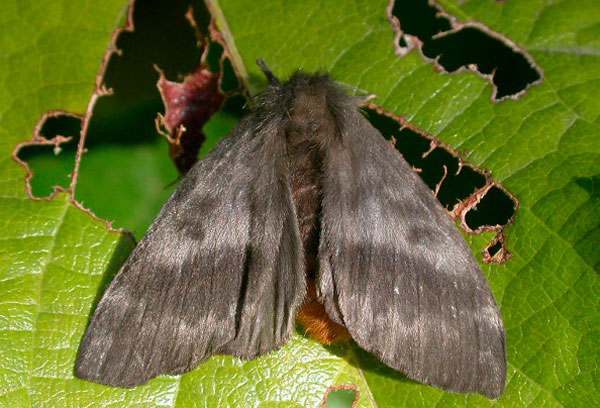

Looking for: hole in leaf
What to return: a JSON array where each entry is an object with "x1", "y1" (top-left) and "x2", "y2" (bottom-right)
[
  {"x1": 397, "y1": 34, "x2": 408, "y2": 48},
  {"x1": 206, "y1": 41, "x2": 224, "y2": 73},
  {"x1": 437, "y1": 165, "x2": 487, "y2": 211},
  {"x1": 39, "y1": 115, "x2": 82, "y2": 143},
  {"x1": 465, "y1": 185, "x2": 515, "y2": 230},
  {"x1": 392, "y1": 0, "x2": 451, "y2": 39},
  {"x1": 390, "y1": 0, "x2": 542, "y2": 99},
  {"x1": 17, "y1": 115, "x2": 81, "y2": 197},
  {"x1": 186, "y1": 0, "x2": 211, "y2": 37},
  {"x1": 323, "y1": 386, "x2": 359, "y2": 408},
  {"x1": 482, "y1": 231, "x2": 511, "y2": 263},
  {"x1": 220, "y1": 57, "x2": 240, "y2": 92},
  {"x1": 487, "y1": 239, "x2": 503, "y2": 257}
]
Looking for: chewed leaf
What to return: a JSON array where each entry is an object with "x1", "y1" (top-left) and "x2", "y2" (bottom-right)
[
  {"x1": 2, "y1": 0, "x2": 599, "y2": 406},
  {"x1": 387, "y1": 0, "x2": 543, "y2": 101}
]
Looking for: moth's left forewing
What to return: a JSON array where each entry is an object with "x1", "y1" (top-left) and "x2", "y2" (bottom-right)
[
  {"x1": 317, "y1": 103, "x2": 506, "y2": 398},
  {"x1": 75, "y1": 116, "x2": 306, "y2": 387}
]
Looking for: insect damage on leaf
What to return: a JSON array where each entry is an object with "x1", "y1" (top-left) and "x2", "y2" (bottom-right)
[
  {"x1": 387, "y1": 0, "x2": 543, "y2": 100},
  {"x1": 13, "y1": 112, "x2": 81, "y2": 199},
  {"x1": 482, "y1": 231, "x2": 512, "y2": 264},
  {"x1": 13, "y1": 0, "x2": 239, "y2": 238},
  {"x1": 10, "y1": 2, "x2": 138, "y2": 236},
  {"x1": 320, "y1": 384, "x2": 360, "y2": 408}
]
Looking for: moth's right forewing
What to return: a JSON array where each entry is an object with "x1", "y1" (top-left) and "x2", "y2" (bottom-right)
[
  {"x1": 75, "y1": 117, "x2": 305, "y2": 388},
  {"x1": 318, "y1": 108, "x2": 506, "y2": 398}
]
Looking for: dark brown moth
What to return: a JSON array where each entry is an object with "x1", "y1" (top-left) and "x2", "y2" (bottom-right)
[{"x1": 75, "y1": 60, "x2": 506, "y2": 399}]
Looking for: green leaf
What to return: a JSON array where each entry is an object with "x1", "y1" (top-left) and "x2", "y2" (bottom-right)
[{"x1": 1, "y1": 0, "x2": 598, "y2": 407}]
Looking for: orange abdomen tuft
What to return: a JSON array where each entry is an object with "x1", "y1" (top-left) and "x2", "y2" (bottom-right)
[{"x1": 297, "y1": 278, "x2": 350, "y2": 344}]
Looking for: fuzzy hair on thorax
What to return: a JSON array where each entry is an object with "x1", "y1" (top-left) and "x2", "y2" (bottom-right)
[{"x1": 252, "y1": 71, "x2": 358, "y2": 147}]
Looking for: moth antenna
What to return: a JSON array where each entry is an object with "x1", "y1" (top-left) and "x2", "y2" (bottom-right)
[{"x1": 257, "y1": 58, "x2": 279, "y2": 84}]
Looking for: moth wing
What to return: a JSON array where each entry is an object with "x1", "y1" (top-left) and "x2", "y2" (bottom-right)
[
  {"x1": 318, "y1": 109, "x2": 506, "y2": 398},
  {"x1": 75, "y1": 118, "x2": 305, "y2": 387}
]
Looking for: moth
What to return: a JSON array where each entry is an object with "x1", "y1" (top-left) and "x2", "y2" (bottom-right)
[{"x1": 76, "y1": 60, "x2": 506, "y2": 399}]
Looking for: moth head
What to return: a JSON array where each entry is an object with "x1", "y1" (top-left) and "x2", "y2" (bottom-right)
[{"x1": 254, "y1": 59, "x2": 360, "y2": 146}]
